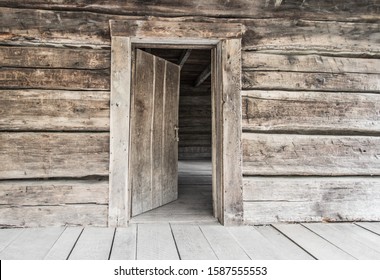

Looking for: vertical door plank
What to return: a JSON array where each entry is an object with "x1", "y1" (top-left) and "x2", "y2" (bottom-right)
[
  {"x1": 200, "y1": 224, "x2": 249, "y2": 259},
  {"x1": 110, "y1": 225, "x2": 137, "y2": 260},
  {"x1": 109, "y1": 36, "x2": 132, "y2": 227},
  {"x1": 254, "y1": 226, "x2": 314, "y2": 260},
  {"x1": 162, "y1": 61, "x2": 180, "y2": 205},
  {"x1": 304, "y1": 223, "x2": 380, "y2": 259},
  {"x1": 0, "y1": 228, "x2": 25, "y2": 253},
  {"x1": 228, "y1": 226, "x2": 282, "y2": 259},
  {"x1": 137, "y1": 224, "x2": 179, "y2": 260},
  {"x1": 0, "y1": 228, "x2": 65, "y2": 260},
  {"x1": 171, "y1": 224, "x2": 217, "y2": 260},
  {"x1": 274, "y1": 224, "x2": 355, "y2": 260},
  {"x1": 131, "y1": 50, "x2": 155, "y2": 216},
  {"x1": 69, "y1": 227, "x2": 115, "y2": 260},
  {"x1": 44, "y1": 227, "x2": 83, "y2": 260}
]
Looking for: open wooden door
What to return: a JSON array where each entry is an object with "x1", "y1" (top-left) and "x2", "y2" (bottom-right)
[{"x1": 130, "y1": 49, "x2": 180, "y2": 217}]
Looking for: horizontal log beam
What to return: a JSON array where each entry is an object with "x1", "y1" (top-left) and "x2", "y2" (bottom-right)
[
  {"x1": 243, "y1": 177, "x2": 380, "y2": 224},
  {"x1": 0, "y1": 90, "x2": 110, "y2": 131},
  {"x1": 242, "y1": 133, "x2": 380, "y2": 176},
  {"x1": 242, "y1": 90, "x2": 380, "y2": 134},
  {"x1": 0, "y1": 133, "x2": 109, "y2": 179},
  {"x1": 178, "y1": 49, "x2": 192, "y2": 70},
  {"x1": 194, "y1": 64, "x2": 211, "y2": 87}
]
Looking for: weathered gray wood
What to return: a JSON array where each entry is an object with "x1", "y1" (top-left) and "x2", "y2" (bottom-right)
[
  {"x1": 0, "y1": 68, "x2": 109, "y2": 90},
  {"x1": 200, "y1": 225, "x2": 250, "y2": 260},
  {"x1": 356, "y1": 222, "x2": 380, "y2": 235},
  {"x1": 109, "y1": 36, "x2": 131, "y2": 227},
  {"x1": 254, "y1": 226, "x2": 314, "y2": 260},
  {"x1": 110, "y1": 225, "x2": 137, "y2": 260},
  {"x1": 69, "y1": 227, "x2": 115, "y2": 260},
  {"x1": 242, "y1": 90, "x2": 380, "y2": 133},
  {"x1": 44, "y1": 227, "x2": 83, "y2": 260},
  {"x1": 303, "y1": 223, "x2": 380, "y2": 259},
  {"x1": 273, "y1": 224, "x2": 355, "y2": 260},
  {"x1": 0, "y1": 90, "x2": 109, "y2": 131},
  {"x1": 170, "y1": 224, "x2": 217, "y2": 260},
  {"x1": 0, "y1": 228, "x2": 65, "y2": 260},
  {"x1": 131, "y1": 50, "x2": 179, "y2": 216},
  {"x1": 243, "y1": 177, "x2": 380, "y2": 224},
  {"x1": 0, "y1": 46, "x2": 110, "y2": 69},
  {"x1": 243, "y1": 53, "x2": 380, "y2": 74},
  {"x1": 0, "y1": 180, "x2": 108, "y2": 206},
  {"x1": 242, "y1": 133, "x2": 380, "y2": 176},
  {"x1": 227, "y1": 226, "x2": 282, "y2": 259},
  {"x1": 0, "y1": 228, "x2": 24, "y2": 252},
  {"x1": 0, "y1": 133, "x2": 109, "y2": 179},
  {"x1": 219, "y1": 39, "x2": 243, "y2": 225},
  {"x1": 2, "y1": 1, "x2": 379, "y2": 21},
  {"x1": 110, "y1": 20, "x2": 243, "y2": 40},
  {"x1": 243, "y1": 71, "x2": 380, "y2": 92},
  {"x1": 136, "y1": 224, "x2": 179, "y2": 260},
  {"x1": 0, "y1": 205, "x2": 108, "y2": 227}
]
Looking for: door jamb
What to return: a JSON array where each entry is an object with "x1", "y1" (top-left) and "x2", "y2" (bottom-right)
[{"x1": 109, "y1": 20, "x2": 243, "y2": 226}]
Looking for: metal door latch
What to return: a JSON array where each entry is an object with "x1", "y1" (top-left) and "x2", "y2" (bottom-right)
[{"x1": 174, "y1": 125, "x2": 179, "y2": 142}]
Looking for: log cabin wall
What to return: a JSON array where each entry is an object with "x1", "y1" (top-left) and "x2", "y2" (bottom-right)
[{"x1": 0, "y1": 1, "x2": 379, "y2": 227}]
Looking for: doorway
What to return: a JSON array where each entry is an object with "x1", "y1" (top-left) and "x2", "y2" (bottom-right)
[{"x1": 129, "y1": 48, "x2": 214, "y2": 223}]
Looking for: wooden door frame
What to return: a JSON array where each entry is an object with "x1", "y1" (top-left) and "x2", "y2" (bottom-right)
[{"x1": 109, "y1": 20, "x2": 244, "y2": 226}]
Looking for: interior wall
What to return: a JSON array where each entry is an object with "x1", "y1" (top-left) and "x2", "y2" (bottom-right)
[{"x1": 0, "y1": 1, "x2": 379, "y2": 227}]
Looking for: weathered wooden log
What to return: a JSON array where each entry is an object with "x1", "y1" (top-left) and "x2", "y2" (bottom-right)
[
  {"x1": 243, "y1": 177, "x2": 380, "y2": 224},
  {"x1": 242, "y1": 71, "x2": 380, "y2": 92},
  {"x1": 0, "y1": 0, "x2": 378, "y2": 21},
  {"x1": 242, "y1": 133, "x2": 380, "y2": 176},
  {"x1": 0, "y1": 133, "x2": 109, "y2": 179},
  {"x1": 0, "y1": 179, "x2": 108, "y2": 205},
  {"x1": 242, "y1": 53, "x2": 380, "y2": 74},
  {"x1": 0, "y1": 68, "x2": 110, "y2": 90},
  {"x1": 0, "y1": 90, "x2": 110, "y2": 131},
  {"x1": 242, "y1": 90, "x2": 380, "y2": 134},
  {"x1": 0, "y1": 46, "x2": 110, "y2": 69}
]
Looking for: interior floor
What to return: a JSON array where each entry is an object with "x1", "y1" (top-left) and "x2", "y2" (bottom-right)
[{"x1": 130, "y1": 160, "x2": 216, "y2": 224}]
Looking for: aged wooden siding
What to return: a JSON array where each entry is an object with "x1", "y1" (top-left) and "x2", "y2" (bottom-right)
[{"x1": 0, "y1": 1, "x2": 379, "y2": 226}]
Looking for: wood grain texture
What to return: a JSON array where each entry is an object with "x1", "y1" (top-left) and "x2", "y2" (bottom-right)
[
  {"x1": 242, "y1": 133, "x2": 380, "y2": 176},
  {"x1": 273, "y1": 224, "x2": 355, "y2": 260},
  {"x1": 0, "y1": 179, "x2": 108, "y2": 206},
  {"x1": 44, "y1": 227, "x2": 83, "y2": 260},
  {"x1": 109, "y1": 36, "x2": 131, "y2": 227},
  {"x1": 0, "y1": 46, "x2": 110, "y2": 69},
  {"x1": 0, "y1": 133, "x2": 109, "y2": 179},
  {"x1": 1, "y1": 0, "x2": 379, "y2": 21},
  {"x1": 0, "y1": 205, "x2": 108, "y2": 227},
  {"x1": 0, "y1": 68, "x2": 109, "y2": 90},
  {"x1": 0, "y1": 228, "x2": 65, "y2": 260},
  {"x1": 69, "y1": 227, "x2": 115, "y2": 260},
  {"x1": 109, "y1": 226, "x2": 137, "y2": 260},
  {"x1": 242, "y1": 90, "x2": 380, "y2": 134},
  {"x1": 242, "y1": 71, "x2": 380, "y2": 92},
  {"x1": 242, "y1": 53, "x2": 380, "y2": 74},
  {"x1": 243, "y1": 177, "x2": 380, "y2": 224},
  {"x1": 356, "y1": 222, "x2": 380, "y2": 235},
  {"x1": 0, "y1": 90, "x2": 109, "y2": 131},
  {"x1": 136, "y1": 224, "x2": 179, "y2": 260}
]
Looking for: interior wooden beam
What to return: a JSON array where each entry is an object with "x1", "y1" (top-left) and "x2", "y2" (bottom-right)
[
  {"x1": 177, "y1": 49, "x2": 192, "y2": 70},
  {"x1": 194, "y1": 64, "x2": 211, "y2": 87}
]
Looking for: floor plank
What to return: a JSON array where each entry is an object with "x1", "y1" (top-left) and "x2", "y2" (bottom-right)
[
  {"x1": 273, "y1": 224, "x2": 355, "y2": 260},
  {"x1": 254, "y1": 225, "x2": 314, "y2": 260},
  {"x1": 228, "y1": 226, "x2": 282, "y2": 259},
  {"x1": 171, "y1": 224, "x2": 217, "y2": 260},
  {"x1": 0, "y1": 228, "x2": 24, "y2": 253},
  {"x1": 356, "y1": 222, "x2": 380, "y2": 235},
  {"x1": 0, "y1": 228, "x2": 65, "y2": 260},
  {"x1": 200, "y1": 224, "x2": 250, "y2": 259},
  {"x1": 44, "y1": 227, "x2": 83, "y2": 260},
  {"x1": 69, "y1": 227, "x2": 115, "y2": 260},
  {"x1": 110, "y1": 225, "x2": 137, "y2": 260},
  {"x1": 303, "y1": 223, "x2": 380, "y2": 260},
  {"x1": 137, "y1": 224, "x2": 179, "y2": 260}
]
